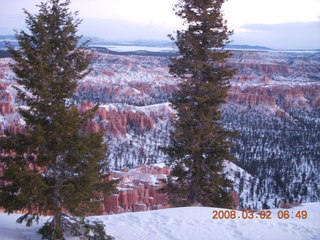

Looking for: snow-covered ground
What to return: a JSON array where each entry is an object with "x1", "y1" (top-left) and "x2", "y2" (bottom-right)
[{"x1": 0, "y1": 202, "x2": 319, "y2": 240}]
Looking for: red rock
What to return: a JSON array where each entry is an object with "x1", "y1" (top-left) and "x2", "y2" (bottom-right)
[
  {"x1": 276, "y1": 110, "x2": 286, "y2": 117},
  {"x1": 7, "y1": 121, "x2": 26, "y2": 135},
  {"x1": 0, "y1": 82, "x2": 7, "y2": 90},
  {"x1": 0, "y1": 103, "x2": 13, "y2": 115},
  {"x1": 230, "y1": 191, "x2": 239, "y2": 209},
  {"x1": 79, "y1": 101, "x2": 96, "y2": 113},
  {"x1": 104, "y1": 194, "x2": 120, "y2": 214},
  {"x1": 227, "y1": 84, "x2": 320, "y2": 110},
  {"x1": 98, "y1": 164, "x2": 170, "y2": 214},
  {"x1": 87, "y1": 120, "x2": 100, "y2": 133},
  {"x1": 84, "y1": 106, "x2": 159, "y2": 138}
]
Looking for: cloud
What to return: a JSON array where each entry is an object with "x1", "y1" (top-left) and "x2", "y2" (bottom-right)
[
  {"x1": 79, "y1": 19, "x2": 320, "y2": 49},
  {"x1": 232, "y1": 21, "x2": 320, "y2": 49}
]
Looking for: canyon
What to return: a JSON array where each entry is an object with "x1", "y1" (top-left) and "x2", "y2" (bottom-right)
[{"x1": 0, "y1": 49, "x2": 319, "y2": 210}]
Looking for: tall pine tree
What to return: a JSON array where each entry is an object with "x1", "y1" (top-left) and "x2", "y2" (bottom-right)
[
  {"x1": 0, "y1": 0, "x2": 117, "y2": 239},
  {"x1": 162, "y1": 0, "x2": 236, "y2": 208}
]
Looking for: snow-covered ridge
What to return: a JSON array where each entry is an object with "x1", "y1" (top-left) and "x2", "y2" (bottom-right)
[{"x1": 99, "y1": 102, "x2": 175, "y2": 115}]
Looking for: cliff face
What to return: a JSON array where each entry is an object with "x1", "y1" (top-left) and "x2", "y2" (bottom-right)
[
  {"x1": 101, "y1": 164, "x2": 170, "y2": 214},
  {"x1": 227, "y1": 85, "x2": 320, "y2": 113},
  {"x1": 0, "y1": 50, "x2": 319, "y2": 210},
  {"x1": 80, "y1": 101, "x2": 174, "y2": 138}
]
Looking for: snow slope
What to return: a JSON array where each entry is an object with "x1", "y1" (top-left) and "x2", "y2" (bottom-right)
[{"x1": 0, "y1": 203, "x2": 319, "y2": 240}]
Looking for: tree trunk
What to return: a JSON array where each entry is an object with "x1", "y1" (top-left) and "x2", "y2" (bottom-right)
[
  {"x1": 188, "y1": 163, "x2": 201, "y2": 203},
  {"x1": 53, "y1": 212, "x2": 64, "y2": 240}
]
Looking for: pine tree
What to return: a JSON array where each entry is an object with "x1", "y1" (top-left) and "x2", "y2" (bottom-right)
[
  {"x1": 0, "y1": 0, "x2": 117, "y2": 239},
  {"x1": 161, "y1": 0, "x2": 236, "y2": 208}
]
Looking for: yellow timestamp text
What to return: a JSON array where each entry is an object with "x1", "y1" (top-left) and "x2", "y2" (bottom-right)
[{"x1": 212, "y1": 210, "x2": 308, "y2": 220}]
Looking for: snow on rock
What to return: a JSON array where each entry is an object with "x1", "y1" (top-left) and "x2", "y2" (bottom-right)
[{"x1": 0, "y1": 202, "x2": 319, "y2": 240}]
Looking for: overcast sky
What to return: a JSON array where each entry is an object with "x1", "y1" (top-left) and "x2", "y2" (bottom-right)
[{"x1": 0, "y1": 0, "x2": 319, "y2": 49}]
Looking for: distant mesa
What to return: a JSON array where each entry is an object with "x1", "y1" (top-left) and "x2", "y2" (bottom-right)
[
  {"x1": 226, "y1": 44, "x2": 273, "y2": 51},
  {"x1": 2, "y1": 35, "x2": 320, "y2": 57}
]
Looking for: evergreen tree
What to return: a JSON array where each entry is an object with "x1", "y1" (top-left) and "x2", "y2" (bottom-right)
[
  {"x1": 162, "y1": 0, "x2": 236, "y2": 208},
  {"x1": 0, "y1": 0, "x2": 117, "y2": 239}
]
